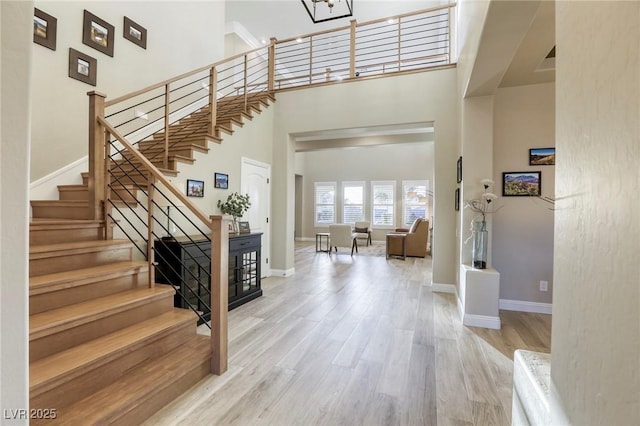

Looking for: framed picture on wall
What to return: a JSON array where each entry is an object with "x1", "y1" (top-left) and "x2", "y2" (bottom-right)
[
  {"x1": 529, "y1": 147, "x2": 555, "y2": 165},
  {"x1": 33, "y1": 8, "x2": 57, "y2": 51},
  {"x1": 454, "y1": 187, "x2": 460, "y2": 211},
  {"x1": 214, "y1": 172, "x2": 228, "y2": 189},
  {"x1": 123, "y1": 16, "x2": 147, "y2": 49},
  {"x1": 186, "y1": 179, "x2": 204, "y2": 197},
  {"x1": 456, "y1": 156, "x2": 462, "y2": 183},
  {"x1": 68, "y1": 48, "x2": 97, "y2": 86},
  {"x1": 502, "y1": 171, "x2": 541, "y2": 196},
  {"x1": 82, "y1": 10, "x2": 115, "y2": 57}
]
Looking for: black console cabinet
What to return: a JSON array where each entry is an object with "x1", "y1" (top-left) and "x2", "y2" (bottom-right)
[
  {"x1": 154, "y1": 232, "x2": 262, "y2": 316},
  {"x1": 228, "y1": 232, "x2": 262, "y2": 310}
]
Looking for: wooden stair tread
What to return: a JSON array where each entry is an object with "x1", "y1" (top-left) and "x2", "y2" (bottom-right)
[
  {"x1": 30, "y1": 219, "x2": 103, "y2": 226},
  {"x1": 30, "y1": 309, "x2": 196, "y2": 393},
  {"x1": 30, "y1": 200, "x2": 87, "y2": 206},
  {"x1": 30, "y1": 261, "x2": 148, "y2": 295},
  {"x1": 30, "y1": 286, "x2": 174, "y2": 340},
  {"x1": 50, "y1": 335, "x2": 210, "y2": 425},
  {"x1": 57, "y1": 184, "x2": 87, "y2": 191},
  {"x1": 30, "y1": 239, "x2": 131, "y2": 255}
]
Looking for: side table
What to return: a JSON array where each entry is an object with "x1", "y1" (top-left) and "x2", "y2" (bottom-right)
[
  {"x1": 386, "y1": 233, "x2": 407, "y2": 260},
  {"x1": 316, "y1": 232, "x2": 330, "y2": 252}
]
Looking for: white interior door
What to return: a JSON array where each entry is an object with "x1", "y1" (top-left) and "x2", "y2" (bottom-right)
[{"x1": 241, "y1": 157, "x2": 271, "y2": 277}]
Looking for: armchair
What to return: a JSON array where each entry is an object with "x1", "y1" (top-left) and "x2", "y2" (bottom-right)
[
  {"x1": 353, "y1": 221, "x2": 372, "y2": 246},
  {"x1": 386, "y1": 217, "x2": 429, "y2": 258},
  {"x1": 329, "y1": 224, "x2": 358, "y2": 255}
]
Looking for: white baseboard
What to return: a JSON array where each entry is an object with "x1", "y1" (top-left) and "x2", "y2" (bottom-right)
[
  {"x1": 500, "y1": 299, "x2": 552, "y2": 314},
  {"x1": 431, "y1": 283, "x2": 457, "y2": 294},
  {"x1": 463, "y1": 313, "x2": 501, "y2": 330},
  {"x1": 270, "y1": 267, "x2": 295, "y2": 277}
]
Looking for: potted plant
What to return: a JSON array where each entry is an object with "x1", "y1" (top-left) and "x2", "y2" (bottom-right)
[{"x1": 217, "y1": 192, "x2": 251, "y2": 233}]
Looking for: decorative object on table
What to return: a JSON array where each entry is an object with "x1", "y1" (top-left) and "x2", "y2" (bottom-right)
[
  {"x1": 82, "y1": 10, "x2": 115, "y2": 57},
  {"x1": 33, "y1": 8, "x2": 57, "y2": 50},
  {"x1": 186, "y1": 179, "x2": 204, "y2": 197},
  {"x1": 502, "y1": 171, "x2": 541, "y2": 196},
  {"x1": 457, "y1": 156, "x2": 462, "y2": 183},
  {"x1": 217, "y1": 192, "x2": 251, "y2": 233},
  {"x1": 214, "y1": 172, "x2": 228, "y2": 189},
  {"x1": 465, "y1": 178, "x2": 500, "y2": 269},
  {"x1": 454, "y1": 187, "x2": 460, "y2": 211},
  {"x1": 529, "y1": 148, "x2": 555, "y2": 166},
  {"x1": 68, "y1": 48, "x2": 97, "y2": 86},
  {"x1": 123, "y1": 16, "x2": 147, "y2": 49},
  {"x1": 238, "y1": 221, "x2": 251, "y2": 234}
]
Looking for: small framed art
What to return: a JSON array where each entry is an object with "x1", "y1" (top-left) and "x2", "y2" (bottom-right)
[
  {"x1": 455, "y1": 187, "x2": 460, "y2": 211},
  {"x1": 214, "y1": 173, "x2": 229, "y2": 189},
  {"x1": 529, "y1": 148, "x2": 555, "y2": 165},
  {"x1": 123, "y1": 16, "x2": 147, "y2": 49},
  {"x1": 456, "y1": 156, "x2": 462, "y2": 183},
  {"x1": 33, "y1": 8, "x2": 57, "y2": 51},
  {"x1": 238, "y1": 221, "x2": 251, "y2": 233},
  {"x1": 186, "y1": 179, "x2": 204, "y2": 197},
  {"x1": 83, "y1": 10, "x2": 115, "y2": 57},
  {"x1": 68, "y1": 48, "x2": 97, "y2": 86},
  {"x1": 502, "y1": 171, "x2": 541, "y2": 196}
]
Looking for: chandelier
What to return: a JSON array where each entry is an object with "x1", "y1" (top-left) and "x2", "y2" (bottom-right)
[{"x1": 301, "y1": 0, "x2": 354, "y2": 24}]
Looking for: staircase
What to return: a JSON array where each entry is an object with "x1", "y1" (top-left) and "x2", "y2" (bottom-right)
[{"x1": 27, "y1": 90, "x2": 276, "y2": 424}]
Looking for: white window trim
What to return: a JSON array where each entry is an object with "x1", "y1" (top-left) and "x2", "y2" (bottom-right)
[
  {"x1": 314, "y1": 181, "x2": 336, "y2": 227},
  {"x1": 342, "y1": 181, "x2": 366, "y2": 225},
  {"x1": 402, "y1": 180, "x2": 429, "y2": 228},
  {"x1": 371, "y1": 180, "x2": 396, "y2": 229}
]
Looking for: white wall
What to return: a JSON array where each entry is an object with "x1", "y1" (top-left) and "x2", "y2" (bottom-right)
[
  {"x1": 493, "y1": 82, "x2": 554, "y2": 304},
  {"x1": 552, "y1": 1, "x2": 640, "y2": 424},
  {"x1": 1, "y1": 1, "x2": 32, "y2": 420},
  {"x1": 30, "y1": 1, "x2": 225, "y2": 182},
  {"x1": 296, "y1": 142, "x2": 434, "y2": 241},
  {"x1": 271, "y1": 68, "x2": 458, "y2": 285}
]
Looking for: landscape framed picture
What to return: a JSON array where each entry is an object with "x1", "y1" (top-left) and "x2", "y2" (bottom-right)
[
  {"x1": 68, "y1": 48, "x2": 97, "y2": 86},
  {"x1": 214, "y1": 172, "x2": 228, "y2": 189},
  {"x1": 82, "y1": 10, "x2": 114, "y2": 57},
  {"x1": 123, "y1": 16, "x2": 147, "y2": 49},
  {"x1": 456, "y1": 156, "x2": 462, "y2": 183},
  {"x1": 502, "y1": 171, "x2": 541, "y2": 196},
  {"x1": 33, "y1": 8, "x2": 57, "y2": 50},
  {"x1": 529, "y1": 147, "x2": 555, "y2": 165},
  {"x1": 454, "y1": 187, "x2": 460, "y2": 211},
  {"x1": 186, "y1": 179, "x2": 204, "y2": 197}
]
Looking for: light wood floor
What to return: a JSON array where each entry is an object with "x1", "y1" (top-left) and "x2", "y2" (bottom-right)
[{"x1": 144, "y1": 241, "x2": 551, "y2": 426}]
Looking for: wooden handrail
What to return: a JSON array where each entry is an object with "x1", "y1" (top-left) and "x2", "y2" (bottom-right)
[
  {"x1": 353, "y1": 3, "x2": 456, "y2": 29},
  {"x1": 104, "y1": 45, "x2": 269, "y2": 108},
  {"x1": 97, "y1": 117, "x2": 212, "y2": 226}
]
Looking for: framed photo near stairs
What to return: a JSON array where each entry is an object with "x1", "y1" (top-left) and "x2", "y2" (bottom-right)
[
  {"x1": 82, "y1": 10, "x2": 114, "y2": 57},
  {"x1": 123, "y1": 16, "x2": 147, "y2": 49},
  {"x1": 68, "y1": 48, "x2": 97, "y2": 86}
]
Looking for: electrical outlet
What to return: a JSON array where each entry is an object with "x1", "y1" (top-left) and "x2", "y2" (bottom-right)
[{"x1": 540, "y1": 280, "x2": 548, "y2": 292}]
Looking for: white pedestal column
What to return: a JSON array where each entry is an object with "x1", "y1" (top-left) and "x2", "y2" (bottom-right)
[{"x1": 458, "y1": 264, "x2": 500, "y2": 329}]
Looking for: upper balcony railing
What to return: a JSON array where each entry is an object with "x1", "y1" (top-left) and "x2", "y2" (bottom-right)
[{"x1": 273, "y1": 3, "x2": 455, "y2": 89}]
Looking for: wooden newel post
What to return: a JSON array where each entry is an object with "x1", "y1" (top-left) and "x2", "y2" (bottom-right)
[
  {"x1": 208, "y1": 67, "x2": 217, "y2": 136},
  {"x1": 349, "y1": 19, "x2": 356, "y2": 78},
  {"x1": 88, "y1": 91, "x2": 107, "y2": 221},
  {"x1": 209, "y1": 214, "x2": 229, "y2": 375},
  {"x1": 268, "y1": 38, "x2": 276, "y2": 92}
]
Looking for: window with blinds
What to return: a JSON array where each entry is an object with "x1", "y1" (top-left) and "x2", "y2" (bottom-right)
[
  {"x1": 372, "y1": 181, "x2": 395, "y2": 228},
  {"x1": 342, "y1": 182, "x2": 364, "y2": 224},
  {"x1": 402, "y1": 180, "x2": 429, "y2": 227},
  {"x1": 314, "y1": 182, "x2": 336, "y2": 226}
]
